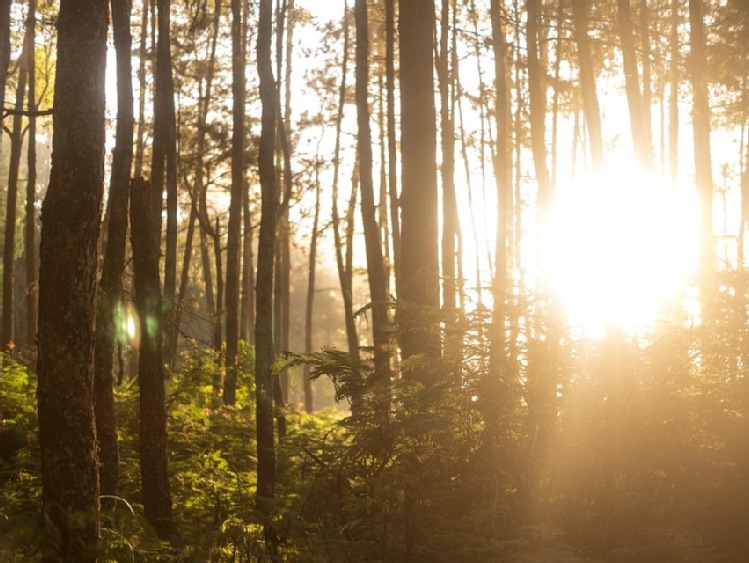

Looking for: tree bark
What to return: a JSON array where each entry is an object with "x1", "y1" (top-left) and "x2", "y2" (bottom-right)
[
  {"x1": 223, "y1": 0, "x2": 246, "y2": 405},
  {"x1": 331, "y1": 1, "x2": 359, "y2": 358},
  {"x1": 24, "y1": 0, "x2": 38, "y2": 350},
  {"x1": 398, "y1": 0, "x2": 440, "y2": 379},
  {"x1": 355, "y1": 0, "x2": 390, "y2": 379},
  {"x1": 256, "y1": 0, "x2": 278, "y2": 551},
  {"x1": 94, "y1": 0, "x2": 134, "y2": 510},
  {"x1": 36, "y1": 2, "x2": 108, "y2": 558},
  {"x1": 2, "y1": 30, "x2": 30, "y2": 351},
  {"x1": 303, "y1": 159, "x2": 321, "y2": 412},
  {"x1": 130, "y1": 177, "x2": 175, "y2": 539}
]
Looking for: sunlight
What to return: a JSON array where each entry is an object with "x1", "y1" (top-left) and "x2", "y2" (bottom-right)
[{"x1": 547, "y1": 163, "x2": 699, "y2": 337}]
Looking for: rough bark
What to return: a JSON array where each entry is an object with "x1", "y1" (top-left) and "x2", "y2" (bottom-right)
[
  {"x1": 94, "y1": 0, "x2": 134, "y2": 509},
  {"x1": 36, "y1": 2, "x2": 108, "y2": 558},
  {"x1": 130, "y1": 177, "x2": 175, "y2": 539}
]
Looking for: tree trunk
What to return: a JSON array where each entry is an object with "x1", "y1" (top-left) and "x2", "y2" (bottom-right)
[
  {"x1": 130, "y1": 177, "x2": 175, "y2": 539},
  {"x1": 256, "y1": 0, "x2": 278, "y2": 552},
  {"x1": 152, "y1": 0, "x2": 179, "y2": 370},
  {"x1": 355, "y1": 0, "x2": 390, "y2": 380},
  {"x1": 385, "y1": 0, "x2": 400, "y2": 297},
  {"x1": 303, "y1": 159, "x2": 321, "y2": 412},
  {"x1": 134, "y1": 0, "x2": 149, "y2": 178},
  {"x1": 240, "y1": 187, "x2": 255, "y2": 343},
  {"x1": 2, "y1": 32, "x2": 30, "y2": 351},
  {"x1": 94, "y1": 0, "x2": 134, "y2": 510},
  {"x1": 439, "y1": 0, "x2": 459, "y2": 328},
  {"x1": 398, "y1": 0, "x2": 440, "y2": 379},
  {"x1": 669, "y1": 0, "x2": 679, "y2": 188},
  {"x1": 24, "y1": 0, "x2": 38, "y2": 351},
  {"x1": 571, "y1": 0, "x2": 604, "y2": 172},
  {"x1": 36, "y1": 3, "x2": 108, "y2": 558},
  {"x1": 331, "y1": 1, "x2": 359, "y2": 358},
  {"x1": 689, "y1": 0, "x2": 714, "y2": 276},
  {"x1": 617, "y1": 0, "x2": 653, "y2": 170},
  {"x1": 223, "y1": 0, "x2": 246, "y2": 405},
  {"x1": 487, "y1": 0, "x2": 513, "y2": 434}
]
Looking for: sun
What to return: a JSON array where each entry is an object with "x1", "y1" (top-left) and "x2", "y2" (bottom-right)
[{"x1": 546, "y1": 163, "x2": 699, "y2": 337}]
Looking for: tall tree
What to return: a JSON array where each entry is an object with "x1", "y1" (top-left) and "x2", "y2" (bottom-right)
[
  {"x1": 571, "y1": 0, "x2": 605, "y2": 172},
  {"x1": 398, "y1": 0, "x2": 440, "y2": 379},
  {"x1": 223, "y1": 0, "x2": 246, "y2": 405},
  {"x1": 438, "y1": 0, "x2": 460, "y2": 326},
  {"x1": 2, "y1": 25, "x2": 31, "y2": 351},
  {"x1": 331, "y1": 1, "x2": 359, "y2": 357},
  {"x1": 617, "y1": 0, "x2": 653, "y2": 169},
  {"x1": 130, "y1": 177, "x2": 175, "y2": 538},
  {"x1": 152, "y1": 0, "x2": 179, "y2": 369},
  {"x1": 36, "y1": 2, "x2": 108, "y2": 558},
  {"x1": 256, "y1": 0, "x2": 279, "y2": 551},
  {"x1": 355, "y1": 0, "x2": 390, "y2": 379},
  {"x1": 689, "y1": 0, "x2": 714, "y2": 276},
  {"x1": 24, "y1": 0, "x2": 38, "y2": 350},
  {"x1": 302, "y1": 157, "x2": 321, "y2": 412},
  {"x1": 94, "y1": 0, "x2": 134, "y2": 509}
]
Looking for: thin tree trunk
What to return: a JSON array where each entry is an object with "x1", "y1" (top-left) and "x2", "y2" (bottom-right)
[
  {"x1": 302, "y1": 158, "x2": 321, "y2": 412},
  {"x1": 2, "y1": 33, "x2": 30, "y2": 351},
  {"x1": 24, "y1": 0, "x2": 37, "y2": 350},
  {"x1": 617, "y1": 0, "x2": 652, "y2": 170},
  {"x1": 385, "y1": 0, "x2": 400, "y2": 297},
  {"x1": 36, "y1": 3, "x2": 108, "y2": 557},
  {"x1": 94, "y1": 0, "x2": 133, "y2": 510},
  {"x1": 331, "y1": 0, "x2": 359, "y2": 357},
  {"x1": 439, "y1": 0, "x2": 459, "y2": 324},
  {"x1": 224, "y1": 0, "x2": 246, "y2": 405},
  {"x1": 256, "y1": 0, "x2": 278, "y2": 552},
  {"x1": 488, "y1": 0, "x2": 513, "y2": 431},
  {"x1": 241, "y1": 188, "x2": 255, "y2": 343},
  {"x1": 669, "y1": 0, "x2": 679, "y2": 188},
  {"x1": 689, "y1": 0, "x2": 713, "y2": 277},
  {"x1": 355, "y1": 0, "x2": 390, "y2": 379},
  {"x1": 134, "y1": 0, "x2": 149, "y2": 178},
  {"x1": 130, "y1": 177, "x2": 175, "y2": 539},
  {"x1": 571, "y1": 0, "x2": 604, "y2": 172}
]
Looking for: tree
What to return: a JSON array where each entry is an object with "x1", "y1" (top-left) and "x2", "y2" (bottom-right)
[
  {"x1": 355, "y1": 0, "x2": 390, "y2": 380},
  {"x1": 571, "y1": 0, "x2": 605, "y2": 172},
  {"x1": 36, "y1": 2, "x2": 108, "y2": 558},
  {"x1": 689, "y1": 0, "x2": 714, "y2": 277},
  {"x1": 256, "y1": 0, "x2": 278, "y2": 551},
  {"x1": 617, "y1": 0, "x2": 653, "y2": 169},
  {"x1": 223, "y1": 0, "x2": 246, "y2": 405},
  {"x1": 24, "y1": 0, "x2": 38, "y2": 350},
  {"x1": 3, "y1": 20, "x2": 31, "y2": 351},
  {"x1": 94, "y1": 0, "x2": 134, "y2": 508},
  {"x1": 130, "y1": 177, "x2": 176, "y2": 538},
  {"x1": 398, "y1": 0, "x2": 440, "y2": 379}
]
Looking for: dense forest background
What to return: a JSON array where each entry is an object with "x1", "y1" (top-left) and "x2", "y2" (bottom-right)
[{"x1": 1, "y1": 0, "x2": 749, "y2": 561}]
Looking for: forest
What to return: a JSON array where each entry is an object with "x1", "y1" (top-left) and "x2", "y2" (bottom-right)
[{"x1": 0, "y1": 0, "x2": 748, "y2": 561}]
